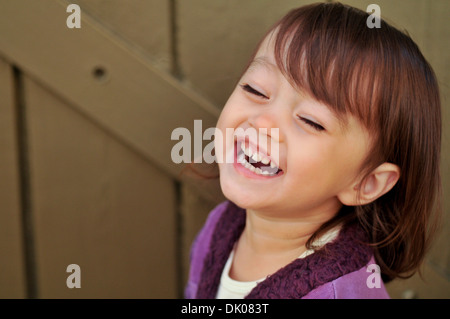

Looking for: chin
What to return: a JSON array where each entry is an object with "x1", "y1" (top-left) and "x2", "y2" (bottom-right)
[
  {"x1": 220, "y1": 176, "x2": 250, "y2": 209},
  {"x1": 219, "y1": 179, "x2": 264, "y2": 211}
]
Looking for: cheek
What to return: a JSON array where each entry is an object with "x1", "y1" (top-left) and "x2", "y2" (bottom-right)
[{"x1": 287, "y1": 140, "x2": 359, "y2": 192}]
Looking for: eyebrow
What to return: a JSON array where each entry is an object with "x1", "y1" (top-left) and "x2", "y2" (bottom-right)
[{"x1": 248, "y1": 56, "x2": 277, "y2": 71}]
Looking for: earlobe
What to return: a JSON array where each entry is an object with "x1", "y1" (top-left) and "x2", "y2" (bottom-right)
[{"x1": 338, "y1": 163, "x2": 400, "y2": 206}]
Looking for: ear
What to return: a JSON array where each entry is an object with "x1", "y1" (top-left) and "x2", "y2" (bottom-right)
[{"x1": 337, "y1": 163, "x2": 400, "y2": 206}]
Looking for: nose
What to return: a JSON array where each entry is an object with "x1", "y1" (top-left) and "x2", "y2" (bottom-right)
[{"x1": 248, "y1": 110, "x2": 284, "y2": 143}]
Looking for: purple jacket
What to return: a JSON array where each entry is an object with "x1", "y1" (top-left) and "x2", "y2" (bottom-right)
[{"x1": 185, "y1": 201, "x2": 390, "y2": 299}]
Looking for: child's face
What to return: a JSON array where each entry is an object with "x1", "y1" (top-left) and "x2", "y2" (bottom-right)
[{"x1": 215, "y1": 33, "x2": 371, "y2": 219}]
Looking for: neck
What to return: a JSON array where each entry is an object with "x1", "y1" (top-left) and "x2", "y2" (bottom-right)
[
  {"x1": 229, "y1": 202, "x2": 341, "y2": 281},
  {"x1": 242, "y1": 204, "x2": 341, "y2": 257}
]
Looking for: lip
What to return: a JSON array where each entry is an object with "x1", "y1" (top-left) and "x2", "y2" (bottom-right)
[{"x1": 232, "y1": 140, "x2": 283, "y2": 180}]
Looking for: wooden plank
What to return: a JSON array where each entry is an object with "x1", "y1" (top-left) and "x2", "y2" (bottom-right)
[
  {"x1": 0, "y1": 0, "x2": 219, "y2": 179},
  {"x1": 72, "y1": 0, "x2": 172, "y2": 71},
  {"x1": 0, "y1": 57, "x2": 26, "y2": 298},
  {"x1": 417, "y1": 0, "x2": 450, "y2": 279},
  {"x1": 25, "y1": 75, "x2": 178, "y2": 298}
]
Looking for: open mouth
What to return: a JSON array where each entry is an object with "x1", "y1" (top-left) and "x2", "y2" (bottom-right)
[{"x1": 235, "y1": 140, "x2": 282, "y2": 177}]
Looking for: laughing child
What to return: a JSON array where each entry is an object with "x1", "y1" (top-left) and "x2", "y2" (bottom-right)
[{"x1": 185, "y1": 2, "x2": 442, "y2": 299}]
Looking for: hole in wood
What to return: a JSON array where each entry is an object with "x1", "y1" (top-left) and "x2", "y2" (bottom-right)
[{"x1": 92, "y1": 66, "x2": 108, "y2": 82}]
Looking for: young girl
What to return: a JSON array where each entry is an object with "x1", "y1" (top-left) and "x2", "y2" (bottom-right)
[{"x1": 185, "y1": 2, "x2": 442, "y2": 299}]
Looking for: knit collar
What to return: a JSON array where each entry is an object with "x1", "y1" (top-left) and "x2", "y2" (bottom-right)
[{"x1": 196, "y1": 201, "x2": 372, "y2": 299}]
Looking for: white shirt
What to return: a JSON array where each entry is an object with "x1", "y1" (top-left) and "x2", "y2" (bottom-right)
[{"x1": 216, "y1": 226, "x2": 341, "y2": 299}]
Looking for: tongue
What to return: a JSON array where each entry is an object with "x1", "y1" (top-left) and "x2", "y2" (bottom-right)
[
  {"x1": 252, "y1": 162, "x2": 268, "y2": 169},
  {"x1": 246, "y1": 155, "x2": 271, "y2": 169}
]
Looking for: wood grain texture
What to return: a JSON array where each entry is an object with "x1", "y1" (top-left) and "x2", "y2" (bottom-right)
[
  {"x1": 73, "y1": 0, "x2": 172, "y2": 71},
  {"x1": 0, "y1": 0, "x2": 219, "y2": 179},
  {"x1": 25, "y1": 75, "x2": 178, "y2": 298}
]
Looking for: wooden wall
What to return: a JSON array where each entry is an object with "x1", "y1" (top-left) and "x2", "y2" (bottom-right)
[{"x1": 0, "y1": 0, "x2": 448, "y2": 298}]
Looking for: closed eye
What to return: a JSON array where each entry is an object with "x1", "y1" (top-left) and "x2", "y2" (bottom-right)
[
  {"x1": 298, "y1": 116, "x2": 326, "y2": 132},
  {"x1": 240, "y1": 84, "x2": 269, "y2": 99}
]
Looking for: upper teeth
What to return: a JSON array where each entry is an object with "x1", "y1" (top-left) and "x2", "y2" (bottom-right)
[{"x1": 238, "y1": 142, "x2": 279, "y2": 175}]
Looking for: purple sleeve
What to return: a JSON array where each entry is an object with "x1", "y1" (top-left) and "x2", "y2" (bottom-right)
[
  {"x1": 302, "y1": 257, "x2": 390, "y2": 299},
  {"x1": 184, "y1": 201, "x2": 229, "y2": 299}
]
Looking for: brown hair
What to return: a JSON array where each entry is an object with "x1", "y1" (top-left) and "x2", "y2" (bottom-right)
[{"x1": 261, "y1": 2, "x2": 442, "y2": 282}]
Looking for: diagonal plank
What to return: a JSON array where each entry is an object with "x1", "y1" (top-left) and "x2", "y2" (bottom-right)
[{"x1": 0, "y1": 0, "x2": 220, "y2": 178}]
